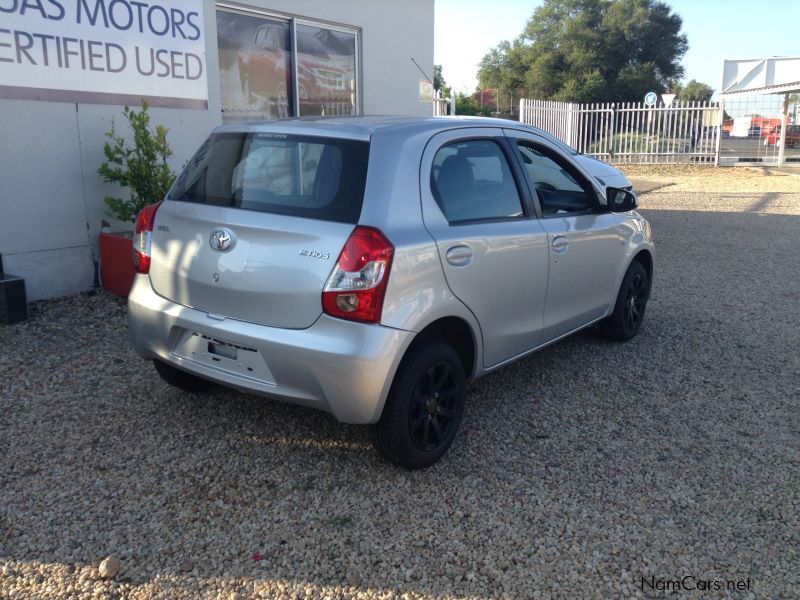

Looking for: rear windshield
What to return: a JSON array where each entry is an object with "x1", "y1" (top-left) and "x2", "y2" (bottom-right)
[{"x1": 168, "y1": 132, "x2": 369, "y2": 223}]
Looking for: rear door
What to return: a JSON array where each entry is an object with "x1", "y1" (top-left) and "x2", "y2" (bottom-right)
[
  {"x1": 420, "y1": 128, "x2": 550, "y2": 368},
  {"x1": 506, "y1": 130, "x2": 625, "y2": 340},
  {"x1": 148, "y1": 130, "x2": 370, "y2": 329}
]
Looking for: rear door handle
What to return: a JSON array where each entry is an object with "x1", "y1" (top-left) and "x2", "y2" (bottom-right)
[
  {"x1": 551, "y1": 235, "x2": 569, "y2": 253},
  {"x1": 446, "y1": 245, "x2": 473, "y2": 266}
]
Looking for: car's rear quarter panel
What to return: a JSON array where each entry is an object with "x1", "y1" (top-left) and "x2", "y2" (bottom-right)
[{"x1": 362, "y1": 128, "x2": 484, "y2": 368}]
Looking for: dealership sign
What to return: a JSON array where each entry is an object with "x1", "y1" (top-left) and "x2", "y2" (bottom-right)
[{"x1": 0, "y1": 0, "x2": 207, "y2": 108}]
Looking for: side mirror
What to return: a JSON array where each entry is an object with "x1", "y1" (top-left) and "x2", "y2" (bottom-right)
[{"x1": 607, "y1": 187, "x2": 638, "y2": 212}]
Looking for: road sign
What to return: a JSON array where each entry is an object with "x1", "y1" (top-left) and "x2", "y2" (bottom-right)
[
  {"x1": 644, "y1": 92, "x2": 658, "y2": 106},
  {"x1": 661, "y1": 93, "x2": 676, "y2": 106}
]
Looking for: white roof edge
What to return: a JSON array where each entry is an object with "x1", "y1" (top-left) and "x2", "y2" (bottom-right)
[
  {"x1": 721, "y1": 82, "x2": 800, "y2": 97},
  {"x1": 721, "y1": 57, "x2": 800, "y2": 96}
]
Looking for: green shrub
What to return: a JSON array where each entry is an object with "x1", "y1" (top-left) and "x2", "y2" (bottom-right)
[
  {"x1": 589, "y1": 132, "x2": 688, "y2": 155},
  {"x1": 455, "y1": 94, "x2": 491, "y2": 117},
  {"x1": 98, "y1": 102, "x2": 176, "y2": 224}
]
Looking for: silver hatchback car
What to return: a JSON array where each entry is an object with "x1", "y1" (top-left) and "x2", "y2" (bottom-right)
[{"x1": 128, "y1": 116, "x2": 653, "y2": 469}]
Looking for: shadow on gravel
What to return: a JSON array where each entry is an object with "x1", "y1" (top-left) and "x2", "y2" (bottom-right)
[{"x1": 1, "y1": 207, "x2": 799, "y2": 598}]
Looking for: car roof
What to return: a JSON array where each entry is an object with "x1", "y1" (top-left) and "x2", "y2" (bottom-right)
[{"x1": 214, "y1": 115, "x2": 550, "y2": 141}]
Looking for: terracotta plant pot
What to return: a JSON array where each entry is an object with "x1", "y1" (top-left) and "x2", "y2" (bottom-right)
[{"x1": 99, "y1": 231, "x2": 135, "y2": 298}]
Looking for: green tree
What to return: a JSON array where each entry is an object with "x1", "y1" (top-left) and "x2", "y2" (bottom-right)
[
  {"x1": 477, "y1": 0, "x2": 688, "y2": 104},
  {"x1": 478, "y1": 39, "x2": 529, "y2": 112},
  {"x1": 433, "y1": 64, "x2": 452, "y2": 98},
  {"x1": 674, "y1": 79, "x2": 714, "y2": 102},
  {"x1": 98, "y1": 102, "x2": 177, "y2": 223},
  {"x1": 454, "y1": 93, "x2": 491, "y2": 116},
  {"x1": 434, "y1": 64, "x2": 445, "y2": 90}
]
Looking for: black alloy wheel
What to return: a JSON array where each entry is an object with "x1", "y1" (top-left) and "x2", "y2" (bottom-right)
[
  {"x1": 408, "y1": 361, "x2": 460, "y2": 452},
  {"x1": 598, "y1": 260, "x2": 650, "y2": 341},
  {"x1": 375, "y1": 341, "x2": 466, "y2": 469},
  {"x1": 623, "y1": 269, "x2": 648, "y2": 333}
]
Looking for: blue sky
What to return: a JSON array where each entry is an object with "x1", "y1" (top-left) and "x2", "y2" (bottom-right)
[{"x1": 434, "y1": 0, "x2": 800, "y2": 98}]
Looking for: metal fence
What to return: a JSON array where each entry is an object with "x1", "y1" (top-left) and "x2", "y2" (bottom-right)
[
  {"x1": 716, "y1": 93, "x2": 800, "y2": 165},
  {"x1": 433, "y1": 90, "x2": 451, "y2": 116},
  {"x1": 433, "y1": 97, "x2": 450, "y2": 116},
  {"x1": 520, "y1": 98, "x2": 723, "y2": 164}
]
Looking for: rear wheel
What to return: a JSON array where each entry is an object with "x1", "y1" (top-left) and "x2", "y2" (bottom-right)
[
  {"x1": 598, "y1": 260, "x2": 649, "y2": 341},
  {"x1": 375, "y1": 342, "x2": 466, "y2": 470},
  {"x1": 153, "y1": 359, "x2": 214, "y2": 393}
]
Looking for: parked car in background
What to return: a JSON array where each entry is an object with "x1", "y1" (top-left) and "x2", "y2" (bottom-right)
[
  {"x1": 237, "y1": 23, "x2": 352, "y2": 117},
  {"x1": 127, "y1": 117, "x2": 654, "y2": 469},
  {"x1": 764, "y1": 125, "x2": 800, "y2": 147},
  {"x1": 759, "y1": 120, "x2": 783, "y2": 138},
  {"x1": 532, "y1": 130, "x2": 634, "y2": 190},
  {"x1": 236, "y1": 23, "x2": 292, "y2": 116}
]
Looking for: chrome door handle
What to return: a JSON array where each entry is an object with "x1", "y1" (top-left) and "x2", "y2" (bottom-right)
[
  {"x1": 551, "y1": 235, "x2": 569, "y2": 253},
  {"x1": 446, "y1": 245, "x2": 473, "y2": 266}
]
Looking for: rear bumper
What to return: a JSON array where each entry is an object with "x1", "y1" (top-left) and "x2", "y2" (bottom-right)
[{"x1": 127, "y1": 275, "x2": 414, "y2": 424}]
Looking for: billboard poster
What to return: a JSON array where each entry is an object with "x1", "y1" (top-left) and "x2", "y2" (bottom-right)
[
  {"x1": 0, "y1": 0, "x2": 208, "y2": 109},
  {"x1": 216, "y1": 10, "x2": 291, "y2": 120},
  {"x1": 217, "y1": 9, "x2": 357, "y2": 120},
  {"x1": 295, "y1": 23, "x2": 355, "y2": 117}
]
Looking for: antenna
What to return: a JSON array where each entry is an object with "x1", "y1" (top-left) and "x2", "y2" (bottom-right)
[{"x1": 410, "y1": 58, "x2": 433, "y2": 84}]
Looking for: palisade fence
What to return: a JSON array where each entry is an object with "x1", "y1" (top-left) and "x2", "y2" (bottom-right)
[
  {"x1": 519, "y1": 98, "x2": 723, "y2": 164},
  {"x1": 433, "y1": 97, "x2": 450, "y2": 116},
  {"x1": 433, "y1": 90, "x2": 451, "y2": 116}
]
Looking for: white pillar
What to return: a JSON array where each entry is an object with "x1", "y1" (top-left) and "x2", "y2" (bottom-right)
[
  {"x1": 777, "y1": 93, "x2": 790, "y2": 166},
  {"x1": 714, "y1": 98, "x2": 725, "y2": 167}
]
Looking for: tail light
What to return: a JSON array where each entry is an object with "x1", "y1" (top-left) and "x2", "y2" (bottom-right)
[
  {"x1": 132, "y1": 201, "x2": 162, "y2": 274},
  {"x1": 323, "y1": 226, "x2": 394, "y2": 324}
]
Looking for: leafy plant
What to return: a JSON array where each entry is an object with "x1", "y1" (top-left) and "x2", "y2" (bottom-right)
[
  {"x1": 674, "y1": 79, "x2": 714, "y2": 102},
  {"x1": 455, "y1": 93, "x2": 491, "y2": 117},
  {"x1": 98, "y1": 102, "x2": 176, "y2": 224}
]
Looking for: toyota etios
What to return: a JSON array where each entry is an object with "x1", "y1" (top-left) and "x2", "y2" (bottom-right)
[{"x1": 128, "y1": 116, "x2": 654, "y2": 469}]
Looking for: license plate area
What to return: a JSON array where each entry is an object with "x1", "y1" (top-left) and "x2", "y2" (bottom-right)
[
  {"x1": 208, "y1": 341, "x2": 237, "y2": 360},
  {"x1": 170, "y1": 330, "x2": 275, "y2": 385}
]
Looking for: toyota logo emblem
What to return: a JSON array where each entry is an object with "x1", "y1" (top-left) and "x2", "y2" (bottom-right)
[{"x1": 210, "y1": 230, "x2": 234, "y2": 251}]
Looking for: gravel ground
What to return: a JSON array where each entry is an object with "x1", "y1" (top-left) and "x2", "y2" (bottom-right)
[
  {"x1": 622, "y1": 164, "x2": 800, "y2": 195},
  {"x1": 2, "y1": 169, "x2": 799, "y2": 599}
]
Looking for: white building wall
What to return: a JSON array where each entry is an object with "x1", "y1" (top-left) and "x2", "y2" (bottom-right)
[{"x1": 0, "y1": 0, "x2": 434, "y2": 300}]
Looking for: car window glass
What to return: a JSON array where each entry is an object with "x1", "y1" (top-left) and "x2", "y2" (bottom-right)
[
  {"x1": 516, "y1": 142, "x2": 594, "y2": 215},
  {"x1": 431, "y1": 139, "x2": 523, "y2": 223},
  {"x1": 169, "y1": 132, "x2": 369, "y2": 223}
]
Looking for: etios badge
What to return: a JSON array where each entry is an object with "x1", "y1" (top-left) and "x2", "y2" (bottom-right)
[{"x1": 210, "y1": 229, "x2": 234, "y2": 252}]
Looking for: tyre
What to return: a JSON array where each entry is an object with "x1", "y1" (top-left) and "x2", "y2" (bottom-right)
[
  {"x1": 153, "y1": 359, "x2": 215, "y2": 393},
  {"x1": 242, "y1": 76, "x2": 253, "y2": 105},
  {"x1": 275, "y1": 83, "x2": 289, "y2": 118},
  {"x1": 598, "y1": 260, "x2": 650, "y2": 341},
  {"x1": 375, "y1": 342, "x2": 466, "y2": 470}
]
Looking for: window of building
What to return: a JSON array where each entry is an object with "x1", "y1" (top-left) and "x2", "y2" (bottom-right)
[
  {"x1": 295, "y1": 23, "x2": 357, "y2": 117},
  {"x1": 216, "y1": 5, "x2": 360, "y2": 121}
]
